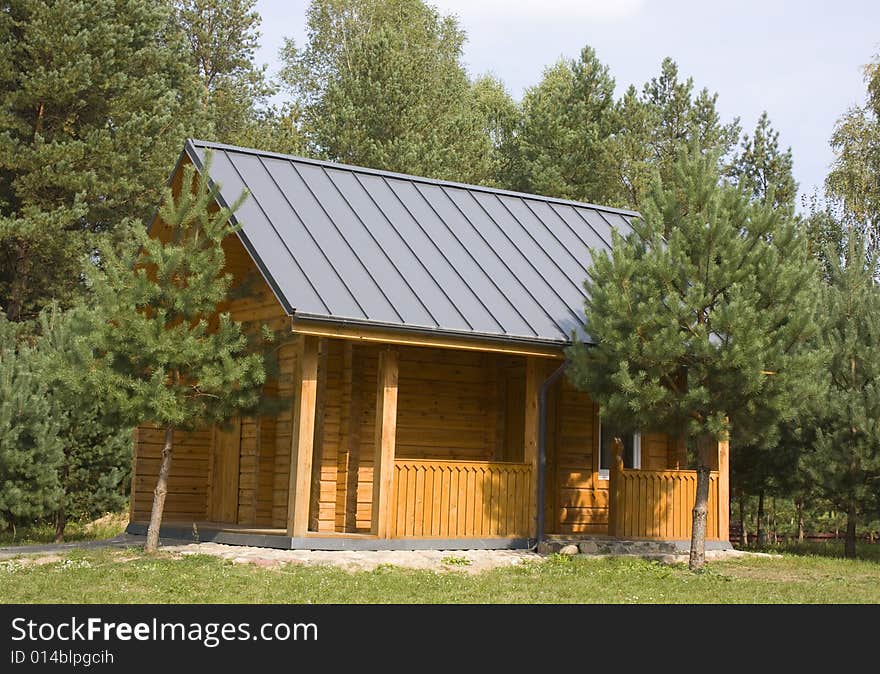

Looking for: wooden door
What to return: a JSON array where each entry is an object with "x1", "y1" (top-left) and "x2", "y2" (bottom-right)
[{"x1": 210, "y1": 418, "x2": 241, "y2": 523}]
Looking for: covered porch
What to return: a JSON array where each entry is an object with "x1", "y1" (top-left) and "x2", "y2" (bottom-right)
[
  {"x1": 132, "y1": 333, "x2": 551, "y2": 548},
  {"x1": 281, "y1": 334, "x2": 547, "y2": 547}
]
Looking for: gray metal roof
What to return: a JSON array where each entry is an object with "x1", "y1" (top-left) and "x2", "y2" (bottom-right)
[{"x1": 185, "y1": 139, "x2": 638, "y2": 347}]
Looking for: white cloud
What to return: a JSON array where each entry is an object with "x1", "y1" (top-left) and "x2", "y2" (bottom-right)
[{"x1": 431, "y1": 0, "x2": 646, "y2": 22}]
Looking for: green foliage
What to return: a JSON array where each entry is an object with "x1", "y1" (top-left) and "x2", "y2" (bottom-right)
[
  {"x1": 800, "y1": 199, "x2": 848, "y2": 280},
  {"x1": 230, "y1": 105, "x2": 306, "y2": 156},
  {"x1": 34, "y1": 305, "x2": 130, "y2": 531},
  {"x1": 726, "y1": 111, "x2": 797, "y2": 213},
  {"x1": 603, "y1": 58, "x2": 740, "y2": 209},
  {"x1": 0, "y1": 0, "x2": 205, "y2": 321},
  {"x1": 801, "y1": 234, "x2": 880, "y2": 522},
  {"x1": 496, "y1": 52, "x2": 738, "y2": 209},
  {"x1": 826, "y1": 55, "x2": 880, "y2": 247},
  {"x1": 0, "y1": 316, "x2": 63, "y2": 529},
  {"x1": 731, "y1": 420, "x2": 813, "y2": 522},
  {"x1": 281, "y1": 0, "x2": 496, "y2": 182},
  {"x1": 567, "y1": 146, "x2": 819, "y2": 451},
  {"x1": 730, "y1": 216, "x2": 826, "y2": 511},
  {"x1": 469, "y1": 75, "x2": 519, "y2": 188},
  {"x1": 0, "y1": 303, "x2": 131, "y2": 535},
  {"x1": 88, "y1": 155, "x2": 268, "y2": 431},
  {"x1": 500, "y1": 47, "x2": 618, "y2": 203},
  {"x1": 171, "y1": 0, "x2": 300, "y2": 153}
]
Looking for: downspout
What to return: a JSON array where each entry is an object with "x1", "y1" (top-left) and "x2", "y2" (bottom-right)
[{"x1": 536, "y1": 359, "x2": 568, "y2": 548}]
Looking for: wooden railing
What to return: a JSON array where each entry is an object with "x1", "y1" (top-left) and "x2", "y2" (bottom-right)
[
  {"x1": 609, "y1": 467, "x2": 720, "y2": 540},
  {"x1": 390, "y1": 459, "x2": 532, "y2": 538}
]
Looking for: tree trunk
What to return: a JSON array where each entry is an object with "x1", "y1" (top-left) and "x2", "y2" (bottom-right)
[
  {"x1": 688, "y1": 435, "x2": 714, "y2": 571},
  {"x1": 844, "y1": 502, "x2": 857, "y2": 560},
  {"x1": 145, "y1": 425, "x2": 174, "y2": 553},
  {"x1": 796, "y1": 499, "x2": 805, "y2": 543},
  {"x1": 756, "y1": 490, "x2": 767, "y2": 547},
  {"x1": 54, "y1": 461, "x2": 69, "y2": 543},
  {"x1": 770, "y1": 497, "x2": 777, "y2": 545},
  {"x1": 5, "y1": 239, "x2": 30, "y2": 322},
  {"x1": 739, "y1": 492, "x2": 748, "y2": 547},
  {"x1": 54, "y1": 506, "x2": 66, "y2": 544}
]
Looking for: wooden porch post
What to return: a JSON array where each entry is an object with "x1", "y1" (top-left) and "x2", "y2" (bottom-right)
[
  {"x1": 287, "y1": 335, "x2": 319, "y2": 537},
  {"x1": 524, "y1": 357, "x2": 541, "y2": 539},
  {"x1": 718, "y1": 433, "x2": 730, "y2": 542},
  {"x1": 371, "y1": 346, "x2": 399, "y2": 538},
  {"x1": 307, "y1": 338, "x2": 329, "y2": 532},
  {"x1": 608, "y1": 438, "x2": 624, "y2": 537}
]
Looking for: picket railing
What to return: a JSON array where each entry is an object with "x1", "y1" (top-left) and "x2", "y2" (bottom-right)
[{"x1": 390, "y1": 459, "x2": 532, "y2": 538}]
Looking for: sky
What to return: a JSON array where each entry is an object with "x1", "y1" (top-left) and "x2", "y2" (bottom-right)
[{"x1": 254, "y1": 0, "x2": 880, "y2": 204}]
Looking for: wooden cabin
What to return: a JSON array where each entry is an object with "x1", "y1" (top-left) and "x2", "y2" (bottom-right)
[{"x1": 127, "y1": 140, "x2": 730, "y2": 550}]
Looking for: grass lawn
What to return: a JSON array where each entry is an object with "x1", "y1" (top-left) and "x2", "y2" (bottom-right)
[{"x1": 1, "y1": 542, "x2": 879, "y2": 604}]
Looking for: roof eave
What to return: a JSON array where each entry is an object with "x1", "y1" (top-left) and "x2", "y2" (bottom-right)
[{"x1": 290, "y1": 312, "x2": 579, "y2": 358}]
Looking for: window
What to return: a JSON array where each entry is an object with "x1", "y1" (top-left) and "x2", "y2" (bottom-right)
[{"x1": 598, "y1": 423, "x2": 641, "y2": 480}]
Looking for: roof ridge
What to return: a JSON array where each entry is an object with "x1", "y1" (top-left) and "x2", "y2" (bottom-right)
[{"x1": 186, "y1": 138, "x2": 641, "y2": 219}]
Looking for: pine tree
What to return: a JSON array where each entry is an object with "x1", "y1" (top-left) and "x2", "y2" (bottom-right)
[
  {"x1": 801, "y1": 199, "x2": 848, "y2": 280},
  {"x1": 567, "y1": 146, "x2": 818, "y2": 569},
  {"x1": 724, "y1": 112, "x2": 804, "y2": 525},
  {"x1": 280, "y1": 0, "x2": 495, "y2": 182},
  {"x1": 0, "y1": 0, "x2": 205, "y2": 322},
  {"x1": 726, "y1": 112, "x2": 797, "y2": 213},
  {"x1": 171, "y1": 0, "x2": 300, "y2": 152},
  {"x1": 499, "y1": 46, "x2": 618, "y2": 203},
  {"x1": 0, "y1": 315, "x2": 63, "y2": 531},
  {"x1": 34, "y1": 305, "x2": 130, "y2": 542},
  {"x1": 604, "y1": 58, "x2": 740, "y2": 209},
  {"x1": 802, "y1": 234, "x2": 880, "y2": 558},
  {"x1": 730, "y1": 383, "x2": 822, "y2": 547},
  {"x1": 89, "y1": 156, "x2": 269, "y2": 552}
]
